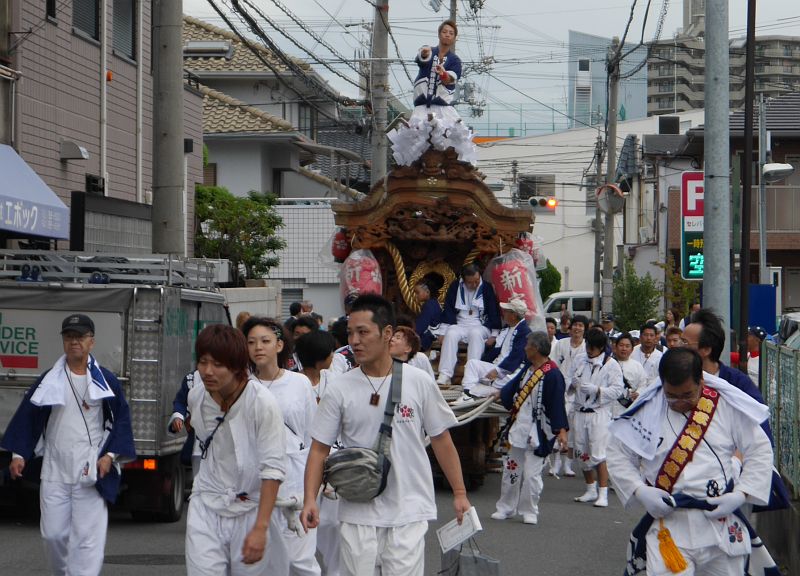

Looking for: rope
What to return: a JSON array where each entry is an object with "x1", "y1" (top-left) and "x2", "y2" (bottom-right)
[
  {"x1": 384, "y1": 241, "x2": 419, "y2": 313},
  {"x1": 463, "y1": 247, "x2": 481, "y2": 266}
]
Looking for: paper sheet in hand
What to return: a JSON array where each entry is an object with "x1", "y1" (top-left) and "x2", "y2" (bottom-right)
[{"x1": 436, "y1": 506, "x2": 482, "y2": 553}]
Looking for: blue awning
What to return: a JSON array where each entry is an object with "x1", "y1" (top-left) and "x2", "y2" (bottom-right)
[{"x1": 0, "y1": 144, "x2": 69, "y2": 240}]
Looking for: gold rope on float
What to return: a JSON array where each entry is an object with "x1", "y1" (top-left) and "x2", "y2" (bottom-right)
[
  {"x1": 409, "y1": 260, "x2": 456, "y2": 309},
  {"x1": 384, "y1": 241, "x2": 419, "y2": 313},
  {"x1": 463, "y1": 246, "x2": 481, "y2": 266}
]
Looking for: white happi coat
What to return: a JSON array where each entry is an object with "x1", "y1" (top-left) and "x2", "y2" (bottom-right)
[{"x1": 607, "y1": 373, "x2": 773, "y2": 555}]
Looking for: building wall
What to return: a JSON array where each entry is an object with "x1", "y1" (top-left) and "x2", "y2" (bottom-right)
[
  {"x1": 14, "y1": 1, "x2": 153, "y2": 204},
  {"x1": 477, "y1": 110, "x2": 704, "y2": 292},
  {"x1": 647, "y1": 36, "x2": 800, "y2": 116},
  {"x1": 206, "y1": 140, "x2": 264, "y2": 196}
]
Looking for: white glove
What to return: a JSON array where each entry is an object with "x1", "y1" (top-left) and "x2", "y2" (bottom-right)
[
  {"x1": 579, "y1": 383, "x2": 598, "y2": 398},
  {"x1": 704, "y1": 491, "x2": 746, "y2": 520},
  {"x1": 635, "y1": 485, "x2": 676, "y2": 519}
]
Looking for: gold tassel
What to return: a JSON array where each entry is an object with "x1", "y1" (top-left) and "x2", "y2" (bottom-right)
[{"x1": 658, "y1": 518, "x2": 688, "y2": 573}]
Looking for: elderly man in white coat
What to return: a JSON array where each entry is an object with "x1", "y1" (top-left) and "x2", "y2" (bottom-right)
[
  {"x1": 460, "y1": 298, "x2": 531, "y2": 399},
  {"x1": 607, "y1": 347, "x2": 775, "y2": 576}
]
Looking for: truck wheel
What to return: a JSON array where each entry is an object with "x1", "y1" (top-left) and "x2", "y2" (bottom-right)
[{"x1": 157, "y1": 455, "x2": 186, "y2": 523}]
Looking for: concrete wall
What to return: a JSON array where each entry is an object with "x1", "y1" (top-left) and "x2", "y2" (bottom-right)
[{"x1": 221, "y1": 284, "x2": 282, "y2": 323}]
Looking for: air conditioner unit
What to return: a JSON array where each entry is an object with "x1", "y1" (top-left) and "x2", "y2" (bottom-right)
[{"x1": 638, "y1": 226, "x2": 654, "y2": 244}]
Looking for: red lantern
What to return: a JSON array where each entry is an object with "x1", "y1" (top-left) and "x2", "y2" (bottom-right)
[{"x1": 331, "y1": 228, "x2": 352, "y2": 263}]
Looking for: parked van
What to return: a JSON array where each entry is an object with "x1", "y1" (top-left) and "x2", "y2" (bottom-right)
[{"x1": 542, "y1": 291, "x2": 594, "y2": 319}]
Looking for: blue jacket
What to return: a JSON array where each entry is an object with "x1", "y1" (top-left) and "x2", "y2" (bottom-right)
[
  {"x1": 413, "y1": 46, "x2": 462, "y2": 108},
  {"x1": 1, "y1": 366, "x2": 136, "y2": 504},
  {"x1": 441, "y1": 279, "x2": 501, "y2": 332},
  {"x1": 483, "y1": 321, "x2": 531, "y2": 375},
  {"x1": 499, "y1": 360, "x2": 568, "y2": 457},
  {"x1": 415, "y1": 298, "x2": 442, "y2": 352}
]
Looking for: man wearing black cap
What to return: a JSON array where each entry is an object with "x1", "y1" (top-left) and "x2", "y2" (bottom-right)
[
  {"x1": 2, "y1": 314, "x2": 135, "y2": 576},
  {"x1": 600, "y1": 314, "x2": 620, "y2": 340}
]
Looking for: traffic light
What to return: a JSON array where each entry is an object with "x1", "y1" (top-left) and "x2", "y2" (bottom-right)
[{"x1": 528, "y1": 196, "x2": 557, "y2": 212}]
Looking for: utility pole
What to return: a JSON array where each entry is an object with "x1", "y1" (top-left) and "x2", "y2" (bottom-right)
[
  {"x1": 450, "y1": 0, "x2": 458, "y2": 46},
  {"x1": 592, "y1": 135, "x2": 604, "y2": 322},
  {"x1": 704, "y1": 0, "x2": 732, "y2": 361},
  {"x1": 370, "y1": 0, "x2": 389, "y2": 188},
  {"x1": 758, "y1": 94, "x2": 769, "y2": 284},
  {"x1": 602, "y1": 38, "x2": 620, "y2": 315},
  {"x1": 737, "y1": 0, "x2": 757, "y2": 371},
  {"x1": 151, "y1": 0, "x2": 186, "y2": 255}
]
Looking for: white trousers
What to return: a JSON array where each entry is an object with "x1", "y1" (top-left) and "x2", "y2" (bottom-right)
[
  {"x1": 438, "y1": 325, "x2": 490, "y2": 379},
  {"x1": 572, "y1": 409, "x2": 611, "y2": 469},
  {"x1": 186, "y1": 497, "x2": 281, "y2": 576},
  {"x1": 645, "y1": 535, "x2": 745, "y2": 576},
  {"x1": 271, "y1": 508, "x2": 321, "y2": 576},
  {"x1": 317, "y1": 495, "x2": 341, "y2": 576},
  {"x1": 40, "y1": 479, "x2": 108, "y2": 576},
  {"x1": 494, "y1": 446, "x2": 546, "y2": 517},
  {"x1": 339, "y1": 521, "x2": 428, "y2": 576}
]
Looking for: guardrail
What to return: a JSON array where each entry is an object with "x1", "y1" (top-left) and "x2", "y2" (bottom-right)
[
  {"x1": 762, "y1": 341, "x2": 799, "y2": 498},
  {"x1": 0, "y1": 250, "x2": 218, "y2": 290}
]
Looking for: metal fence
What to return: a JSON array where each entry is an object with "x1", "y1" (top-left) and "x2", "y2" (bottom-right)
[{"x1": 762, "y1": 341, "x2": 800, "y2": 498}]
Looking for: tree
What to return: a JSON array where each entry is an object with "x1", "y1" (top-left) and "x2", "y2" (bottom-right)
[
  {"x1": 654, "y1": 255, "x2": 699, "y2": 316},
  {"x1": 195, "y1": 184, "x2": 286, "y2": 286},
  {"x1": 612, "y1": 259, "x2": 661, "y2": 332},
  {"x1": 537, "y1": 259, "x2": 561, "y2": 301}
]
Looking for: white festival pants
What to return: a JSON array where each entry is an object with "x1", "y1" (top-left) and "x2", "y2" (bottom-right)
[
  {"x1": 339, "y1": 521, "x2": 428, "y2": 576},
  {"x1": 316, "y1": 494, "x2": 341, "y2": 576},
  {"x1": 40, "y1": 479, "x2": 108, "y2": 576},
  {"x1": 494, "y1": 446, "x2": 546, "y2": 517},
  {"x1": 645, "y1": 532, "x2": 745, "y2": 576},
  {"x1": 273, "y1": 507, "x2": 321, "y2": 576},
  {"x1": 572, "y1": 408, "x2": 611, "y2": 469},
  {"x1": 438, "y1": 324, "x2": 490, "y2": 379},
  {"x1": 186, "y1": 497, "x2": 283, "y2": 576}
]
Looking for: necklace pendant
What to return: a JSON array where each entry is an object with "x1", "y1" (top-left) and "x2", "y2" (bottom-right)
[
  {"x1": 469, "y1": 309, "x2": 473, "y2": 315},
  {"x1": 316, "y1": 396, "x2": 321, "y2": 405},
  {"x1": 82, "y1": 400, "x2": 90, "y2": 410},
  {"x1": 370, "y1": 393, "x2": 381, "y2": 406}
]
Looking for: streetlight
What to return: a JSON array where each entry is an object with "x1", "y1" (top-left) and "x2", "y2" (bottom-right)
[{"x1": 759, "y1": 163, "x2": 796, "y2": 284}]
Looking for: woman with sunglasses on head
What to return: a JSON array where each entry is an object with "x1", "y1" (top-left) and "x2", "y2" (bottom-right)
[{"x1": 242, "y1": 317, "x2": 321, "y2": 576}]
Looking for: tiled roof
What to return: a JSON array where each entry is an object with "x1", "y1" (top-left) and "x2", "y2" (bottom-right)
[
  {"x1": 200, "y1": 84, "x2": 294, "y2": 134},
  {"x1": 183, "y1": 15, "x2": 309, "y2": 75},
  {"x1": 729, "y1": 91, "x2": 800, "y2": 133}
]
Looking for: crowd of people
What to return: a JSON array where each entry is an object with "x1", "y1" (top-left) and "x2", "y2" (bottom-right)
[{"x1": 1, "y1": 281, "x2": 785, "y2": 576}]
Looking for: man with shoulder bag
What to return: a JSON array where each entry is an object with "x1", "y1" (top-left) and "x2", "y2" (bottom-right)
[{"x1": 302, "y1": 294, "x2": 470, "y2": 576}]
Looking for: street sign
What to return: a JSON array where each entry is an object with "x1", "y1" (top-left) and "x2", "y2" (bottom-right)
[{"x1": 681, "y1": 171, "x2": 705, "y2": 280}]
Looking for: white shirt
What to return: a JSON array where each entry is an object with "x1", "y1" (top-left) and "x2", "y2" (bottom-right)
[
  {"x1": 608, "y1": 393, "x2": 773, "y2": 551},
  {"x1": 259, "y1": 371, "x2": 317, "y2": 499},
  {"x1": 408, "y1": 352, "x2": 435, "y2": 379},
  {"x1": 312, "y1": 363, "x2": 457, "y2": 527},
  {"x1": 189, "y1": 379, "x2": 286, "y2": 516},
  {"x1": 617, "y1": 358, "x2": 647, "y2": 394},
  {"x1": 569, "y1": 352, "x2": 624, "y2": 411},
  {"x1": 41, "y1": 371, "x2": 105, "y2": 484},
  {"x1": 552, "y1": 338, "x2": 585, "y2": 406},
  {"x1": 631, "y1": 345, "x2": 663, "y2": 387}
]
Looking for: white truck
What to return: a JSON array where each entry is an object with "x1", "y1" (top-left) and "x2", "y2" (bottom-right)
[{"x1": 0, "y1": 250, "x2": 229, "y2": 521}]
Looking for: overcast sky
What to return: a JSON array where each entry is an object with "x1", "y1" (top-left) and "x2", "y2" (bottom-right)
[{"x1": 183, "y1": 1, "x2": 800, "y2": 133}]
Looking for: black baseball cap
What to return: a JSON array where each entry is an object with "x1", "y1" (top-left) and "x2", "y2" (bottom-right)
[
  {"x1": 61, "y1": 314, "x2": 95, "y2": 335},
  {"x1": 748, "y1": 326, "x2": 767, "y2": 341}
]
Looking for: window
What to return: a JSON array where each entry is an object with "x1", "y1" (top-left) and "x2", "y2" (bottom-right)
[
  {"x1": 203, "y1": 163, "x2": 217, "y2": 187},
  {"x1": 659, "y1": 82, "x2": 673, "y2": 93},
  {"x1": 73, "y1": 0, "x2": 99, "y2": 39},
  {"x1": 297, "y1": 104, "x2": 316, "y2": 139},
  {"x1": 46, "y1": 0, "x2": 57, "y2": 19},
  {"x1": 113, "y1": 0, "x2": 135, "y2": 60},
  {"x1": 545, "y1": 298, "x2": 567, "y2": 314},
  {"x1": 578, "y1": 59, "x2": 590, "y2": 72}
]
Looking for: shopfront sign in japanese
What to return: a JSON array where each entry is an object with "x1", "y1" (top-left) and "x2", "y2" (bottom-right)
[{"x1": 681, "y1": 171, "x2": 704, "y2": 280}]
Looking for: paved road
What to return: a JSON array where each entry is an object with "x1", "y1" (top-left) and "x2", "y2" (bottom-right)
[{"x1": 0, "y1": 470, "x2": 642, "y2": 575}]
